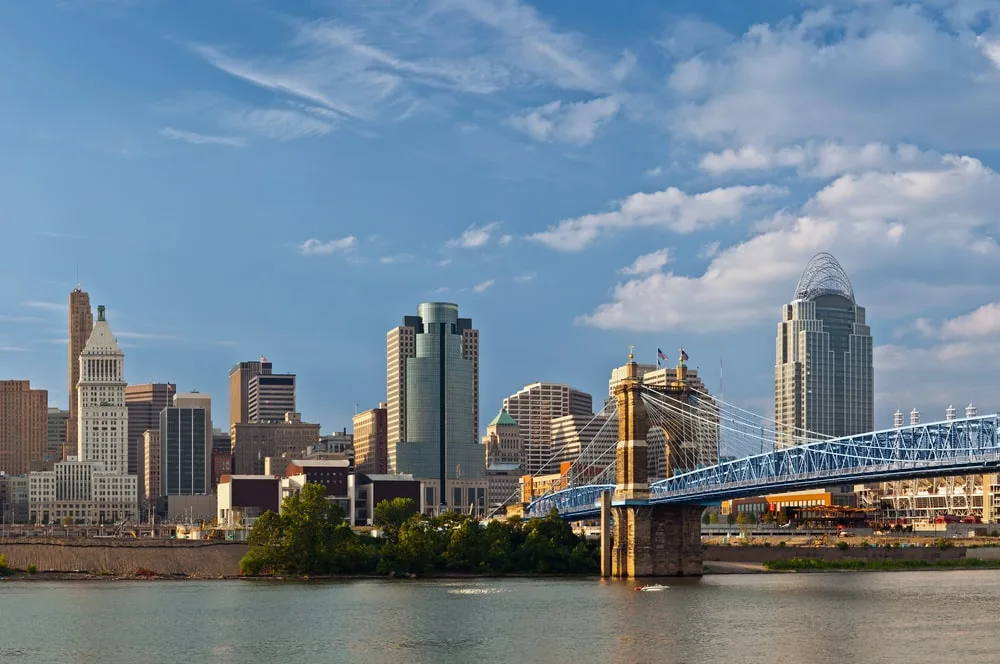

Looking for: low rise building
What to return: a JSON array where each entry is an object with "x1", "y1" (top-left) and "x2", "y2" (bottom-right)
[
  {"x1": 217, "y1": 474, "x2": 280, "y2": 526},
  {"x1": 0, "y1": 473, "x2": 29, "y2": 523},
  {"x1": 349, "y1": 473, "x2": 423, "y2": 527}
]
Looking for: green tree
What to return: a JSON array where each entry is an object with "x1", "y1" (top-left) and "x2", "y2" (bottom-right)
[
  {"x1": 240, "y1": 482, "x2": 348, "y2": 576},
  {"x1": 374, "y1": 498, "x2": 419, "y2": 543},
  {"x1": 708, "y1": 512, "x2": 719, "y2": 525}
]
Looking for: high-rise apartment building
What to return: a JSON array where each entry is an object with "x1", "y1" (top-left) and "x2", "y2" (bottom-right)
[
  {"x1": 502, "y1": 383, "x2": 593, "y2": 475},
  {"x1": 387, "y1": 302, "x2": 485, "y2": 511},
  {"x1": 775, "y1": 253, "x2": 874, "y2": 446},
  {"x1": 30, "y1": 305, "x2": 137, "y2": 524},
  {"x1": 46, "y1": 408, "x2": 69, "y2": 462},
  {"x1": 67, "y1": 287, "x2": 93, "y2": 460},
  {"x1": 125, "y1": 382, "x2": 176, "y2": 498},
  {"x1": 0, "y1": 381, "x2": 48, "y2": 475},
  {"x1": 160, "y1": 406, "x2": 210, "y2": 495},
  {"x1": 353, "y1": 403, "x2": 388, "y2": 474}
]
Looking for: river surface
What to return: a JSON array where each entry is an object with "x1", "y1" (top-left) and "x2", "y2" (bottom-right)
[{"x1": 1, "y1": 572, "x2": 998, "y2": 663}]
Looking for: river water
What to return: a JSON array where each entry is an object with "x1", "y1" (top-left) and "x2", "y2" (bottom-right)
[{"x1": 1, "y1": 572, "x2": 998, "y2": 663}]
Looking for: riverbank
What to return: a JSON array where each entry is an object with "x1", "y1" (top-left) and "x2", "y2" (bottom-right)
[
  {"x1": 0, "y1": 538, "x2": 248, "y2": 578},
  {"x1": 6, "y1": 539, "x2": 1000, "y2": 580}
]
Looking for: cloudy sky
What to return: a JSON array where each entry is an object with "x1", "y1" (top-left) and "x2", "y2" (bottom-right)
[{"x1": 1, "y1": 0, "x2": 999, "y2": 433}]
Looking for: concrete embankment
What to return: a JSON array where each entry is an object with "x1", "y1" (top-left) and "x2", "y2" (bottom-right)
[
  {"x1": 0, "y1": 539, "x2": 248, "y2": 577},
  {"x1": 704, "y1": 544, "x2": 1000, "y2": 565}
]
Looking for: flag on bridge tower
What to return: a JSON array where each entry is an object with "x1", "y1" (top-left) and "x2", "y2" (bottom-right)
[
  {"x1": 656, "y1": 348, "x2": 667, "y2": 367},
  {"x1": 680, "y1": 348, "x2": 689, "y2": 363}
]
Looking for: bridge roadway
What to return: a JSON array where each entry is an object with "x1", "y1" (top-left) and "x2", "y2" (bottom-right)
[{"x1": 526, "y1": 414, "x2": 1000, "y2": 520}]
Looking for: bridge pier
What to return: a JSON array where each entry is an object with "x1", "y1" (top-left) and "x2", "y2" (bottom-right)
[
  {"x1": 600, "y1": 490, "x2": 611, "y2": 577},
  {"x1": 604, "y1": 349, "x2": 703, "y2": 579}
]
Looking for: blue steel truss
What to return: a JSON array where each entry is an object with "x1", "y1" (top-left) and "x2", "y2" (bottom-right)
[{"x1": 525, "y1": 415, "x2": 1000, "y2": 520}]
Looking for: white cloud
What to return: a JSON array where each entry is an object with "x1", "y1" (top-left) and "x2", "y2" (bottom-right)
[
  {"x1": 222, "y1": 108, "x2": 337, "y2": 141},
  {"x1": 159, "y1": 127, "x2": 247, "y2": 148},
  {"x1": 507, "y1": 96, "x2": 620, "y2": 145},
  {"x1": 379, "y1": 253, "x2": 414, "y2": 264},
  {"x1": 23, "y1": 301, "x2": 64, "y2": 312},
  {"x1": 581, "y1": 155, "x2": 1000, "y2": 332},
  {"x1": 978, "y1": 36, "x2": 1000, "y2": 70},
  {"x1": 299, "y1": 236, "x2": 357, "y2": 255},
  {"x1": 472, "y1": 278, "x2": 496, "y2": 294},
  {"x1": 645, "y1": 166, "x2": 663, "y2": 177},
  {"x1": 513, "y1": 272, "x2": 535, "y2": 283},
  {"x1": 0, "y1": 315, "x2": 44, "y2": 323},
  {"x1": 668, "y1": 4, "x2": 1000, "y2": 149},
  {"x1": 190, "y1": 0, "x2": 622, "y2": 127},
  {"x1": 926, "y1": 302, "x2": 1000, "y2": 340},
  {"x1": 874, "y1": 301, "x2": 1000, "y2": 418},
  {"x1": 498, "y1": 234, "x2": 513, "y2": 246},
  {"x1": 612, "y1": 50, "x2": 637, "y2": 82},
  {"x1": 115, "y1": 331, "x2": 183, "y2": 341},
  {"x1": 0, "y1": 345, "x2": 29, "y2": 352},
  {"x1": 620, "y1": 249, "x2": 671, "y2": 276},
  {"x1": 699, "y1": 142, "x2": 933, "y2": 178},
  {"x1": 445, "y1": 222, "x2": 501, "y2": 249},
  {"x1": 529, "y1": 184, "x2": 785, "y2": 251}
]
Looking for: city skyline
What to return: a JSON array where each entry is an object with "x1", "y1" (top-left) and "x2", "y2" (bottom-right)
[{"x1": 2, "y1": 1, "x2": 1000, "y2": 434}]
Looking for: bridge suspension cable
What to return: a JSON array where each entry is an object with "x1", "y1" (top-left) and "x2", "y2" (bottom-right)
[
  {"x1": 686, "y1": 385, "x2": 834, "y2": 441},
  {"x1": 485, "y1": 398, "x2": 619, "y2": 518},
  {"x1": 639, "y1": 387, "x2": 785, "y2": 461}
]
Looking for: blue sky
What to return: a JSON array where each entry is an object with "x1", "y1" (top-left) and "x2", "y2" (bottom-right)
[{"x1": 2, "y1": 0, "x2": 1000, "y2": 434}]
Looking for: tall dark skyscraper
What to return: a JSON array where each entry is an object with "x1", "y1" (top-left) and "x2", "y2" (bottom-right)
[
  {"x1": 387, "y1": 302, "x2": 485, "y2": 511},
  {"x1": 125, "y1": 383, "x2": 176, "y2": 499},
  {"x1": 775, "y1": 253, "x2": 874, "y2": 446},
  {"x1": 66, "y1": 287, "x2": 93, "y2": 460}
]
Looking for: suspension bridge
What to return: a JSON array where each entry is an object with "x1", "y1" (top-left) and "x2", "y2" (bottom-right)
[{"x1": 517, "y1": 351, "x2": 1000, "y2": 578}]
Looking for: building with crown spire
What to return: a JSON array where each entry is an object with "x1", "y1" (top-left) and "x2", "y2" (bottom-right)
[
  {"x1": 29, "y1": 305, "x2": 138, "y2": 525},
  {"x1": 775, "y1": 253, "x2": 874, "y2": 447}
]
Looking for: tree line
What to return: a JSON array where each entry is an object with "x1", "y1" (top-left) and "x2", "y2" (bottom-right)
[{"x1": 239, "y1": 483, "x2": 599, "y2": 577}]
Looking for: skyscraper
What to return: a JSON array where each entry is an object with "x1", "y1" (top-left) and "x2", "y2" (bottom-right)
[
  {"x1": 387, "y1": 302, "x2": 485, "y2": 511},
  {"x1": 125, "y1": 382, "x2": 176, "y2": 499},
  {"x1": 30, "y1": 304, "x2": 137, "y2": 524},
  {"x1": 160, "y1": 406, "x2": 210, "y2": 495},
  {"x1": 775, "y1": 253, "x2": 874, "y2": 446},
  {"x1": 247, "y1": 370, "x2": 296, "y2": 423},
  {"x1": 502, "y1": 383, "x2": 593, "y2": 475},
  {"x1": 0, "y1": 381, "x2": 48, "y2": 475},
  {"x1": 228, "y1": 359, "x2": 263, "y2": 429},
  {"x1": 67, "y1": 287, "x2": 93, "y2": 460}
]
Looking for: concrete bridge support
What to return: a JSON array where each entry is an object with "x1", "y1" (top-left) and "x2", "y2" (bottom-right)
[{"x1": 602, "y1": 350, "x2": 704, "y2": 578}]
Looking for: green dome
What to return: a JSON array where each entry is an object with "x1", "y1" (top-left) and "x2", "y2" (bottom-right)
[{"x1": 488, "y1": 408, "x2": 517, "y2": 427}]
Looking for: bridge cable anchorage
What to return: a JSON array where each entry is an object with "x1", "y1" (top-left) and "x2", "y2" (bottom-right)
[
  {"x1": 485, "y1": 398, "x2": 619, "y2": 518},
  {"x1": 686, "y1": 385, "x2": 834, "y2": 441}
]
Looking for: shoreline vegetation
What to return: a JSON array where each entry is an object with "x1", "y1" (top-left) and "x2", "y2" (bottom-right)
[{"x1": 237, "y1": 484, "x2": 600, "y2": 578}]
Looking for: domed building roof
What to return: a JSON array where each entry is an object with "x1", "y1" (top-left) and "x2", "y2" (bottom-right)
[{"x1": 794, "y1": 252, "x2": 855, "y2": 304}]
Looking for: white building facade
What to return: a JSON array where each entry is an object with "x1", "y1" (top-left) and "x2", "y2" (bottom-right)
[{"x1": 29, "y1": 305, "x2": 137, "y2": 524}]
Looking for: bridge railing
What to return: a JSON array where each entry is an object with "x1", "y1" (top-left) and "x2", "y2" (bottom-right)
[
  {"x1": 524, "y1": 484, "x2": 615, "y2": 519},
  {"x1": 650, "y1": 415, "x2": 1000, "y2": 503}
]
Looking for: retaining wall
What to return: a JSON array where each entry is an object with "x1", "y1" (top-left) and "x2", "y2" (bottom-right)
[
  {"x1": 0, "y1": 539, "x2": 248, "y2": 577},
  {"x1": 703, "y1": 545, "x2": 1000, "y2": 564}
]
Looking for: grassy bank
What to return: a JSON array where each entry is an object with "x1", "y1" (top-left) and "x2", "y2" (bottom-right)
[{"x1": 763, "y1": 557, "x2": 1000, "y2": 572}]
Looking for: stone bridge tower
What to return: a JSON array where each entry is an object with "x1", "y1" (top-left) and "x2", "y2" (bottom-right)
[{"x1": 601, "y1": 349, "x2": 704, "y2": 578}]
